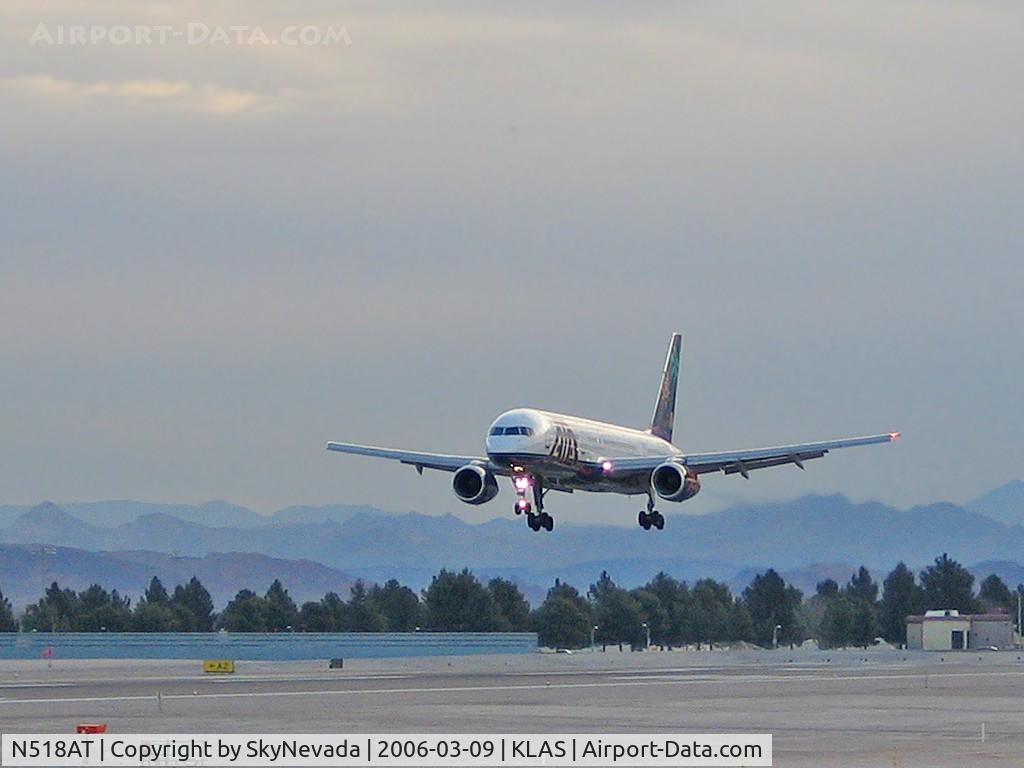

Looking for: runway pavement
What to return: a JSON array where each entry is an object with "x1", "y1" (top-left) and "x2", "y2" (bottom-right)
[{"x1": 2, "y1": 648, "x2": 1024, "y2": 767}]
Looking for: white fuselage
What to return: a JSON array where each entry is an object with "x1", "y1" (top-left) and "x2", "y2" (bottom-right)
[{"x1": 485, "y1": 408, "x2": 675, "y2": 492}]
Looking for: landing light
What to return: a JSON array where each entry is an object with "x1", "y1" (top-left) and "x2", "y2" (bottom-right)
[
  {"x1": 517, "y1": 499, "x2": 529, "y2": 509},
  {"x1": 601, "y1": 460, "x2": 613, "y2": 472},
  {"x1": 514, "y1": 477, "x2": 531, "y2": 491},
  {"x1": 889, "y1": 432, "x2": 901, "y2": 441}
]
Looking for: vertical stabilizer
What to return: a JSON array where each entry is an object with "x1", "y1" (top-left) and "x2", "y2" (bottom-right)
[{"x1": 650, "y1": 333, "x2": 682, "y2": 442}]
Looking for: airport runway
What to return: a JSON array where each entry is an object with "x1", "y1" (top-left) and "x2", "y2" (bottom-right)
[{"x1": 2, "y1": 649, "x2": 1023, "y2": 767}]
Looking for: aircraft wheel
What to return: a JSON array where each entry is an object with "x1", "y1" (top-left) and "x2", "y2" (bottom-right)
[
  {"x1": 638, "y1": 511, "x2": 652, "y2": 530},
  {"x1": 541, "y1": 513, "x2": 554, "y2": 532},
  {"x1": 527, "y1": 513, "x2": 540, "y2": 531},
  {"x1": 652, "y1": 511, "x2": 665, "y2": 530}
]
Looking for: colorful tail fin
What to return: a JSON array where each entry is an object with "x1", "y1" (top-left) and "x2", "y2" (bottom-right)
[{"x1": 650, "y1": 333, "x2": 682, "y2": 442}]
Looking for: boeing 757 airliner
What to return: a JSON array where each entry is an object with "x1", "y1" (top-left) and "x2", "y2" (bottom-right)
[{"x1": 327, "y1": 334, "x2": 898, "y2": 532}]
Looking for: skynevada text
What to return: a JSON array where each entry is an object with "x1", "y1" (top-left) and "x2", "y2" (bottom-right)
[{"x1": 1, "y1": 733, "x2": 772, "y2": 766}]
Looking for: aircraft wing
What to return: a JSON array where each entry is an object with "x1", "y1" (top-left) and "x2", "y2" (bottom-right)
[
  {"x1": 326, "y1": 441, "x2": 491, "y2": 474},
  {"x1": 682, "y1": 433, "x2": 899, "y2": 476},
  {"x1": 603, "y1": 432, "x2": 899, "y2": 478}
]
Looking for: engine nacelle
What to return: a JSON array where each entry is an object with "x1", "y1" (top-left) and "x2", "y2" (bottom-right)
[
  {"x1": 452, "y1": 464, "x2": 500, "y2": 505},
  {"x1": 651, "y1": 461, "x2": 701, "y2": 502}
]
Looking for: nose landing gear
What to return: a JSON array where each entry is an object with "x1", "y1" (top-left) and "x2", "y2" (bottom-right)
[{"x1": 639, "y1": 495, "x2": 665, "y2": 530}]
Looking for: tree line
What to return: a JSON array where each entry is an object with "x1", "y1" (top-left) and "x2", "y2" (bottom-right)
[{"x1": 0, "y1": 553, "x2": 1018, "y2": 649}]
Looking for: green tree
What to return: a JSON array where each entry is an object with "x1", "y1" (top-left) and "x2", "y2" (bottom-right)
[
  {"x1": 347, "y1": 580, "x2": 386, "y2": 631},
  {"x1": 690, "y1": 579, "x2": 732, "y2": 644},
  {"x1": 133, "y1": 576, "x2": 178, "y2": 631},
  {"x1": 631, "y1": 589, "x2": 669, "y2": 645},
  {"x1": 143, "y1": 576, "x2": 170, "y2": 605},
  {"x1": 531, "y1": 580, "x2": 591, "y2": 649},
  {"x1": 367, "y1": 579, "x2": 420, "y2": 632},
  {"x1": 727, "y1": 598, "x2": 754, "y2": 643},
  {"x1": 819, "y1": 594, "x2": 855, "y2": 649},
  {"x1": 172, "y1": 577, "x2": 216, "y2": 632},
  {"x1": 742, "y1": 569, "x2": 804, "y2": 647},
  {"x1": 422, "y1": 569, "x2": 499, "y2": 631},
  {"x1": 133, "y1": 601, "x2": 179, "y2": 631},
  {"x1": 488, "y1": 578, "x2": 531, "y2": 632},
  {"x1": 0, "y1": 589, "x2": 16, "y2": 632},
  {"x1": 816, "y1": 579, "x2": 839, "y2": 598},
  {"x1": 919, "y1": 554, "x2": 979, "y2": 613},
  {"x1": 219, "y1": 589, "x2": 269, "y2": 632},
  {"x1": 589, "y1": 571, "x2": 643, "y2": 645},
  {"x1": 298, "y1": 601, "x2": 331, "y2": 631},
  {"x1": 641, "y1": 572, "x2": 691, "y2": 644},
  {"x1": 299, "y1": 591, "x2": 348, "y2": 632},
  {"x1": 21, "y1": 582, "x2": 79, "y2": 632},
  {"x1": 797, "y1": 596, "x2": 826, "y2": 643},
  {"x1": 850, "y1": 598, "x2": 877, "y2": 647},
  {"x1": 879, "y1": 562, "x2": 925, "y2": 645},
  {"x1": 264, "y1": 579, "x2": 298, "y2": 631},
  {"x1": 845, "y1": 567, "x2": 879, "y2": 604},
  {"x1": 77, "y1": 584, "x2": 132, "y2": 632},
  {"x1": 978, "y1": 574, "x2": 1013, "y2": 613}
]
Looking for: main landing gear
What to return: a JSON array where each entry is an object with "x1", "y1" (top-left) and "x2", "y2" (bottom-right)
[
  {"x1": 528, "y1": 510, "x2": 554, "y2": 532},
  {"x1": 639, "y1": 495, "x2": 664, "y2": 530},
  {"x1": 513, "y1": 473, "x2": 554, "y2": 532}
]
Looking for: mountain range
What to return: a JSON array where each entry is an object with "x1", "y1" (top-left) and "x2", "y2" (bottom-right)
[
  {"x1": 0, "y1": 543, "x2": 353, "y2": 610},
  {"x1": 0, "y1": 482, "x2": 1021, "y2": 609}
]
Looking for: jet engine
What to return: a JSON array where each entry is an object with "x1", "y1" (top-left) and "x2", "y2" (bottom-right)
[
  {"x1": 452, "y1": 464, "x2": 500, "y2": 505},
  {"x1": 651, "y1": 461, "x2": 701, "y2": 502}
]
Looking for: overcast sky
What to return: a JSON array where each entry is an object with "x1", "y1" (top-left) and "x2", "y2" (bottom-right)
[{"x1": 0, "y1": 1, "x2": 1021, "y2": 524}]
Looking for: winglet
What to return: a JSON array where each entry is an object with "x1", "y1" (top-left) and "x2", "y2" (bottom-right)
[{"x1": 650, "y1": 333, "x2": 682, "y2": 442}]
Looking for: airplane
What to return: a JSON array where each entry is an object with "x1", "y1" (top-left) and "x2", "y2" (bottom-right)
[{"x1": 327, "y1": 334, "x2": 899, "y2": 532}]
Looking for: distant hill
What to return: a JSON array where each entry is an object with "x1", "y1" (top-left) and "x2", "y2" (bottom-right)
[
  {"x1": 968, "y1": 560, "x2": 1024, "y2": 591},
  {"x1": 0, "y1": 500, "x2": 393, "y2": 530},
  {"x1": 967, "y1": 481, "x2": 1024, "y2": 527},
  {"x1": 271, "y1": 504, "x2": 382, "y2": 526},
  {"x1": 0, "y1": 500, "x2": 268, "y2": 529},
  {"x1": 3, "y1": 493, "x2": 1023, "y2": 598},
  {"x1": 4, "y1": 502, "x2": 107, "y2": 550},
  {"x1": 0, "y1": 543, "x2": 354, "y2": 610},
  {"x1": 3, "y1": 494, "x2": 1023, "y2": 573}
]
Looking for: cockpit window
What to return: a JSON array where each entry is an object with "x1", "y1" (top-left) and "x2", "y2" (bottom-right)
[{"x1": 491, "y1": 426, "x2": 534, "y2": 436}]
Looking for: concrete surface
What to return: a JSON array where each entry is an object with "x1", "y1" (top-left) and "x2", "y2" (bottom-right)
[{"x1": 2, "y1": 648, "x2": 1024, "y2": 767}]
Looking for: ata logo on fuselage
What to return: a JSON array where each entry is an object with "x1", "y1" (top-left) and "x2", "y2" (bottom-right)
[{"x1": 549, "y1": 423, "x2": 579, "y2": 464}]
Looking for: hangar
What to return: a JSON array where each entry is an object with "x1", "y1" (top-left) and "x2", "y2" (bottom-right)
[{"x1": 906, "y1": 610, "x2": 1014, "y2": 651}]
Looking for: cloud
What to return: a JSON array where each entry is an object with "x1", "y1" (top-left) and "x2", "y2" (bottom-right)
[{"x1": 1, "y1": 74, "x2": 276, "y2": 115}]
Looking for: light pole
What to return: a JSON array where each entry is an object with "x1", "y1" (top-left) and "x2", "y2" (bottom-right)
[
  {"x1": 772, "y1": 624, "x2": 782, "y2": 649},
  {"x1": 641, "y1": 622, "x2": 650, "y2": 650},
  {"x1": 591, "y1": 625, "x2": 598, "y2": 650}
]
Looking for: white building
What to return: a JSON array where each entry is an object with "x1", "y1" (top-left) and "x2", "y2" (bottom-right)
[{"x1": 906, "y1": 610, "x2": 1014, "y2": 651}]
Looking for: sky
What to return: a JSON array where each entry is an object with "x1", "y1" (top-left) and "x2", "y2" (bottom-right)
[{"x1": 0, "y1": 1, "x2": 1021, "y2": 525}]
